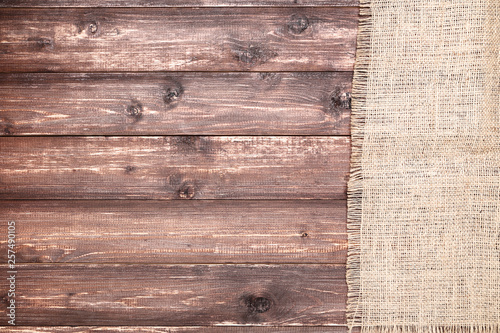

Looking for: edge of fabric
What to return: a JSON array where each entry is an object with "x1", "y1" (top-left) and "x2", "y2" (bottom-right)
[
  {"x1": 347, "y1": 0, "x2": 499, "y2": 331},
  {"x1": 346, "y1": 0, "x2": 372, "y2": 329}
]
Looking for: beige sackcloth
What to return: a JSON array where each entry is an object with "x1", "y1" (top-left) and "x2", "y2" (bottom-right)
[{"x1": 347, "y1": 0, "x2": 499, "y2": 331}]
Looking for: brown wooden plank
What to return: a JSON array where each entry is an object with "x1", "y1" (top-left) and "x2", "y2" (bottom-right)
[
  {"x1": 0, "y1": 0, "x2": 358, "y2": 7},
  {"x1": 0, "y1": 72, "x2": 351, "y2": 136},
  {"x1": 0, "y1": 200, "x2": 347, "y2": 264},
  {"x1": 0, "y1": 264, "x2": 346, "y2": 326},
  {"x1": 0, "y1": 327, "x2": 348, "y2": 332},
  {"x1": 0, "y1": 8, "x2": 358, "y2": 72},
  {"x1": 0, "y1": 136, "x2": 349, "y2": 200}
]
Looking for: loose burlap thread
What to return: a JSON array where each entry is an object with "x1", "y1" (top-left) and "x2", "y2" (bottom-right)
[{"x1": 347, "y1": 0, "x2": 499, "y2": 331}]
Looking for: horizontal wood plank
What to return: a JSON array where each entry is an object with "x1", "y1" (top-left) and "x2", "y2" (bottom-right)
[
  {"x1": 0, "y1": 200, "x2": 347, "y2": 264},
  {"x1": 0, "y1": 327, "x2": 348, "y2": 332},
  {"x1": 0, "y1": 72, "x2": 352, "y2": 136},
  {"x1": 0, "y1": 264, "x2": 346, "y2": 326},
  {"x1": 0, "y1": 0, "x2": 358, "y2": 7},
  {"x1": 0, "y1": 136, "x2": 350, "y2": 200},
  {"x1": 0, "y1": 8, "x2": 358, "y2": 72}
]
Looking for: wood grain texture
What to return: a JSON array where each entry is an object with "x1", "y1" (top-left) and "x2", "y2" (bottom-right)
[
  {"x1": 0, "y1": 0, "x2": 357, "y2": 329},
  {"x1": 0, "y1": 8, "x2": 358, "y2": 72},
  {"x1": 0, "y1": 264, "x2": 346, "y2": 326},
  {"x1": 0, "y1": 200, "x2": 347, "y2": 264},
  {"x1": 0, "y1": 72, "x2": 351, "y2": 136},
  {"x1": 0, "y1": 327, "x2": 348, "y2": 332},
  {"x1": 0, "y1": 136, "x2": 350, "y2": 200},
  {"x1": 0, "y1": 0, "x2": 358, "y2": 7}
]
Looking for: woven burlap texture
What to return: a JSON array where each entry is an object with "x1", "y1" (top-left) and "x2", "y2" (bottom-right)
[{"x1": 347, "y1": 0, "x2": 499, "y2": 331}]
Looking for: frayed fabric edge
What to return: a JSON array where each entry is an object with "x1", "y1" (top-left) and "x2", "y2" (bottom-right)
[
  {"x1": 360, "y1": 326, "x2": 500, "y2": 333},
  {"x1": 347, "y1": 0, "x2": 499, "y2": 330},
  {"x1": 346, "y1": 0, "x2": 372, "y2": 330}
]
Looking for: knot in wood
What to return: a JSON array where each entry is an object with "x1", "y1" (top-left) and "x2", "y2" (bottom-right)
[
  {"x1": 88, "y1": 22, "x2": 98, "y2": 34},
  {"x1": 28, "y1": 37, "x2": 53, "y2": 50},
  {"x1": 178, "y1": 183, "x2": 195, "y2": 199},
  {"x1": 245, "y1": 296, "x2": 271, "y2": 314},
  {"x1": 239, "y1": 46, "x2": 263, "y2": 64},
  {"x1": 127, "y1": 102, "x2": 143, "y2": 120},
  {"x1": 0, "y1": 293, "x2": 9, "y2": 306},
  {"x1": 288, "y1": 14, "x2": 309, "y2": 34},
  {"x1": 164, "y1": 87, "x2": 182, "y2": 104},
  {"x1": 330, "y1": 91, "x2": 352, "y2": 109},
  {"x1": 125, "y1": 166, "x2": 136, "y2": 173},
  {"x1": 2, "y1": 125, "x2": 13, "y2": 135}
]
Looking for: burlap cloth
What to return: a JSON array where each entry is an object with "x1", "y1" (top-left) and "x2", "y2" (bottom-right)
[{"x1": 347, "y1": 0, "x2": 499, "y2": 331}]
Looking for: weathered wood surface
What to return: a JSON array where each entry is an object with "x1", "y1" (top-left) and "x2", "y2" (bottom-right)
[
  {"x1": 0, "y1": 200, "x2": 346, "y2": 264},
  {"x1": 0, "y1": 136, "x2": 350, "y2": 200},
  {"x1": 0, "y1": 72, "x2": 352, "y2": 136},
  {"x1": 0, "y1": 8, "x2": 358, "y2": 73},
  {"x1": 0, "y1": 0, "x2": 358, "y2": 7},
  {"x1": 0, "y1": 264, "x2": 346, "y2": 326},
  {"x1": 0, "y1": 328, "x2": 348, "y2": 333},
  {"x1": 0, "y1": 0, "x2": 358, "y2": 329}
]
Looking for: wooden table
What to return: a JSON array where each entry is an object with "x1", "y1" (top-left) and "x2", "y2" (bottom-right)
[{"x1": 0, "y1": 1, "x2": 358, "y2": 330}]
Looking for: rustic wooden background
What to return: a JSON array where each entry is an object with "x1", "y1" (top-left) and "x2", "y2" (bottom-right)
[{"x1": 0, "y1": 1, "x2": 358, "y2": 331}]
